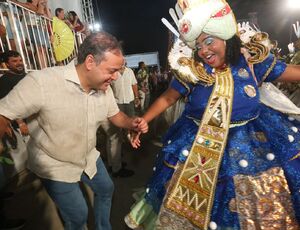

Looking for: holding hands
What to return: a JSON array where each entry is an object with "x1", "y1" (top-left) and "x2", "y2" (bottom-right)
[
  {"x1": 129, "y1": 117, "x2": 148, "y2": 149},
  {"x1": 131, "y1": 117, "x2": 148, "y2": 134}
]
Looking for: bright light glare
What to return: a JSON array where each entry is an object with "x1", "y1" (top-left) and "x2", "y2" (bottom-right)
[
  {"x1": 88, "y1": 22, "x2": 102, "y2": 31},
  {"x1": 94, "y1": 23, "x2": 101, "y2": 31},
  {"x1": 287, "y1": 0, "x2": 300, "y2": 9}
]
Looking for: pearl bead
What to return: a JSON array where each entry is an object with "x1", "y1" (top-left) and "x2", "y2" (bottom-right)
[
  {"x1": 182, "y1": 149, "x2": 189, "y2": 157},
  {"x1": 266, "y1": 153, "x2": 275, "y2": 161},
  {"x1": 197, "y1": 137, "x2": 204, "y2": 144},
  {"x1": 239, "y1": 159, "x2": 248, "y2": 168},
  {"x1": 153, "y1": 167, "x2": 156, "y2": 171},
  {"x1": 291, "y1": 127, "x2": 298, "y2": 133},
  {"x1": 288, "y1": 116, "x2": 295, "y2": 121},
  {"x1": 209, "y1": 221, "x2": 217, "y2": 230},
  {"x1": 288, "y1": 135, "x2": 294, "y2": 142},
  {"x1": 146, "y1": 188, "x2": 150, "y2": 193},
  {"x1": 167, "y1": 140, "x2": 172, "y2": 144}
]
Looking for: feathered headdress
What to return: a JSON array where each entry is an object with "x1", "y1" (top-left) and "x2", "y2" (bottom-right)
[{"x1": 162, "y1": 0, "x2": 237, "y2": 48}]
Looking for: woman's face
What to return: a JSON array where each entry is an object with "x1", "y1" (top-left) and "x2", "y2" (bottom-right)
[{"x1": 195, "y1": 32, "x2": 226, "y2": 69}]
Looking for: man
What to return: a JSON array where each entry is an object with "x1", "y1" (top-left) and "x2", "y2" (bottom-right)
[
  {"x1": 55, "y1": 7, "x2": 65, "y2": 20},
  {"x1": 0, "y1": 50, "x2": 28, "y2": 136},
  {"x1": 136, "y1": 61, "x2": 150, "y2": 112},
  {"x1": 0, "y1": 32, "x2": 148, "y2": 230},
  {"x1": 0, "y1": 50, "x2": 27, "y2": 230},
  {"x1": 101, "y1": 64, "x2": 140, "y2": 177},
  {"x1": 55, "y1": 7, "x2": 73, "y2": 29}
]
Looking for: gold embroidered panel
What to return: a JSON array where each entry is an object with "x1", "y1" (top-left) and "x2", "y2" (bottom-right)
[{"x1": 232, "y1": 167, "x2": 299, "y2": 229}]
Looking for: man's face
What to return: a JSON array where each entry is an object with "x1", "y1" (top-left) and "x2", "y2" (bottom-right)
[
  {"x1": 57, "y1": 10, "x2": 65, "y2": 20},
  {"x1": 7, "y1": 56, "x2": 25, "y2": 74},
  {"x1": 87, "y1": 50, "x2": 124, "y2": 91}
]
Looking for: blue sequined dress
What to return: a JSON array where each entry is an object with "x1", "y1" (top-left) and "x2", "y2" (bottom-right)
[{"x1": 125, "y1": 54, "x2": 300, "y2": 229}]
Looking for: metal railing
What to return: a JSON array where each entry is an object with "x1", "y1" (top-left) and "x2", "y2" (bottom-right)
[{"x1": 0, "y1": 0, "x2": 85, "y2": 72}]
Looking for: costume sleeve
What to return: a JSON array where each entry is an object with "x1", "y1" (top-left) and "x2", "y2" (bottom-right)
[
  {"x1": 0, "y1": 72, "x2": 43, "y2": 120},
  {"x1": 170, "y1": 78, "x2": 193, "y2": 96},
  {"x1": 253, "y1": 54, "x2": 287, "y2": 83}
]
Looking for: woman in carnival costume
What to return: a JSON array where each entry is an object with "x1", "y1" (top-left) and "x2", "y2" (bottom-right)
[{"x1": 125, "y1": 0, "x2": 300, "y2": 229}]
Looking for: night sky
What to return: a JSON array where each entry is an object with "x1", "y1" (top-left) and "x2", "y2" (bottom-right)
[{"x1": 93, "y1": 0, "x2": 300, "y2": 68}]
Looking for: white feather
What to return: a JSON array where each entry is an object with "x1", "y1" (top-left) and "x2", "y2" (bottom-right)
[
  {"x1": 175, "y1": 3, "x2": 183, "y2": 19},
  {"x1": 161, "y1": 18, "x2": 180, "y2": 38},
  {"x1": 169, "y1": 8, "x2": 179, "y2": 27}
]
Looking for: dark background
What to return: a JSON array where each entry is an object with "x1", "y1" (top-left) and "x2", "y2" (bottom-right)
[{"x1": 92, "y1": 0, "x2": 300, "y2": 68}]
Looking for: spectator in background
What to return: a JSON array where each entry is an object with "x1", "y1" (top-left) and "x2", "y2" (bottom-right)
[
  {"x1": 55, "y1": 7, "x2": 72, "y2": 28},
  {"x1": 0, "y1": 50, "x2": 27, "y2": 230},
  {"x1": 0, "y1": 50, "x2": 28, "y2": 135},
  {"x1": 136, "y1": 61, "x2": 150, "y2": 112},
  {"x1": 67, "y1": 11, "x2": 86, "y2": 34},
  {"x1": 55, "y1": 7, "x2": 64, "y2": 20},
  {"x1": 11, "y1": 0, "x2": 51, "y2": 18},
  {"x1": 11, "y1": 0, "x2": 52, "y2": 69},
  {"x1": 100, "y1": 64, "x2": 140, "y2": 177}
]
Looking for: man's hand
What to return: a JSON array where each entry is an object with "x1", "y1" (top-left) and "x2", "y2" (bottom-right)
[
  {"x1": 127, "y1": 117, "x2": 148, "y2": 149},
  {"x1": 127, "y1": 131, "x2": 141, "y2": 149},
  {"x1": 19, "y1": 123, "x2": 29, "y2": 136},
  {"x1": 0, "y1": 115, "x2": 12, "y2": 139}
]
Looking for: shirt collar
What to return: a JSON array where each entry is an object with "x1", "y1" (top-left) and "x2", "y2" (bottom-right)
[{"x1": 63, "y1": 59, "x2": 81, "y2": 85}]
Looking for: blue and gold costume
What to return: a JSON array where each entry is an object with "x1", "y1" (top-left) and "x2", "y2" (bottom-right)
[{"x1": 126, "y1": 54, "x2": 300, "y2": 229}]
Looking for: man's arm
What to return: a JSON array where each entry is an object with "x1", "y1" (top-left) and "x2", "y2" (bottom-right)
[
  {"x1": 132, "y1": 84, "x2": 140, "y2": 107},
  {"x1": 108, "y1": 111, "x2": 148, "y2": 134}
]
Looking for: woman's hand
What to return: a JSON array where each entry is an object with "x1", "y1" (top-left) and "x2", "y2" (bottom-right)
[{"x1": 131, "y1": 117, "x2": 148, "y2": 134}]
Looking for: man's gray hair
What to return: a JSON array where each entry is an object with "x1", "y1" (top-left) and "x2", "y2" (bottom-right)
[{"x1": 77, "y1": 31, "x2": 123, "y2": 65}]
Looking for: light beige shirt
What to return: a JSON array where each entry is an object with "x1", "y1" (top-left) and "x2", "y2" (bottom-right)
[
  {"x1": 0, "y1": 61, "x2": 119, "y2": 182},
  {"x1": 111, "y1": 67, "x2": 137, "y2": 104}
]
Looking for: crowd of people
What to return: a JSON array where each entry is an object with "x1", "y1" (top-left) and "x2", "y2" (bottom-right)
[
  {"x1": 0, "y1": 0, "x2": 88, "y2": 70},
  {"x1": 0, "y1": 0, "x2": 300, "y2": 230}
]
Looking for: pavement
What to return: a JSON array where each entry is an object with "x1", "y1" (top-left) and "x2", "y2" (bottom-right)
[{"x1": 2, "y1": 116, "x2": 169, "y2": 230}]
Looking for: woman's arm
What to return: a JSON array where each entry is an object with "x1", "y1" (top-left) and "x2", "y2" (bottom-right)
[
  {"x1": 143, "y1": 87, "x2": 182, "y2": 123},
  {"x1": 276, "y1": 64, "x2": 300, "y2": 82}
]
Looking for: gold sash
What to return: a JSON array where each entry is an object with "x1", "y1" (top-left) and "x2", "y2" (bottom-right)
[{"x1": 158, "y1": 67, "x2": 234, "y2": 229}]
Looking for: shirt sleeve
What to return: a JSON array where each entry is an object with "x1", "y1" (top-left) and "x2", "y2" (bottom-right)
[
  {"x1": 253, "y1": 54, "x2": 287, "y2": 83},
  {"x1": 170, "y1": 78, "x2": 193, "y2": 96},
  {"x1": 129, "y1": 68, "x2": 137, "y2": 85},
  {"x1": 0, "y1": 72, "x2": 43, "y2": 120}
]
